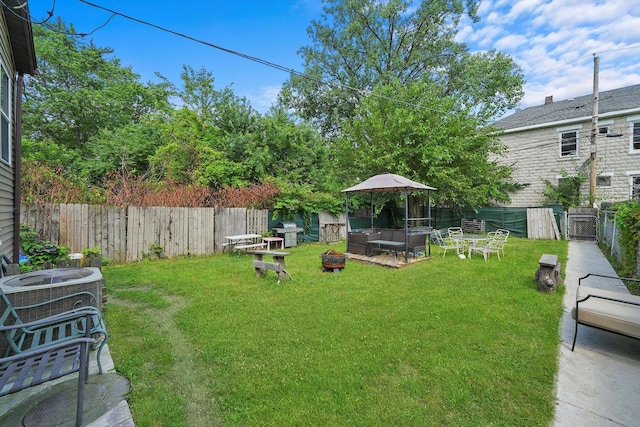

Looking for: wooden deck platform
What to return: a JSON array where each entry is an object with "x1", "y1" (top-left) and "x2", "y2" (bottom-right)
[{"x1": 346, "y1": 251, "x2": 431, "y2": 268}]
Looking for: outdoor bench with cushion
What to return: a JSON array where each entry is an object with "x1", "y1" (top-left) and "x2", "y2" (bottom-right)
[
  {"x1": 347, "y1": 228, "x2": 426, "y2": 257},
  {"x1": 571, "y1": 273, "x2": 640, "y2": 351}
]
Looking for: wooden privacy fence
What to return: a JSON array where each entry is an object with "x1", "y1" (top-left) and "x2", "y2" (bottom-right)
[
  {"x1": 526, "y1": 208, "x2": 561, "y2": 240},
  {"x1": 20, "y1": 203, "x2": 268, "y2": 263}
]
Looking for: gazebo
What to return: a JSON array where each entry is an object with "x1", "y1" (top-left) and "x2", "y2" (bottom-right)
[{"x1": 341, "y1": 173, "x2": 436, "y2": 263}]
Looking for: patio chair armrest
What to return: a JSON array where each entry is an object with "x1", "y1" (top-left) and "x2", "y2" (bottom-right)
[
  {"x1": 0, "y1": 336, "x2": 96, "y2": 365},
  {"x1": 0, "y1": 308, "x2": 103, "y2": 333}
]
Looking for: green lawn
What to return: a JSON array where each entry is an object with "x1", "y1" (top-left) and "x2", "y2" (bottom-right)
[{"x1": 102, "y1": 238, "x2": 567, "y2": 426}]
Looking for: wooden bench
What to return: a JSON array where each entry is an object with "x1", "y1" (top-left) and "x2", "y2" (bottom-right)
[
  {"x1": 571, "y1": 274, "x2": 640, "y2": 351},
  {"x1": 249, "y1": 250, "x2": 291, "y2": 282},
  {"x1": 234, "y1": 243, "x2": 267, "y2": 255},
  {"x1": 0, "y1": 310, "x2": 96, "y2": 427}
]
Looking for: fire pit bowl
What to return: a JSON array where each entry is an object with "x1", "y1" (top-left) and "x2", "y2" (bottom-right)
[{"x1": 321, "y1": 249, "x2": 346, "y2": 272}]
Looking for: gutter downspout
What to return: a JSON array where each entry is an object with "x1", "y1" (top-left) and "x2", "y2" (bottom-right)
[{"x1": 13, "y1": 73, "x2": 24, "y2": 263}]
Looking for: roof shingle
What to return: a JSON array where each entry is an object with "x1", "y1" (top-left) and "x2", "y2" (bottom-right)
[{"x1": 494, "y1": 84, "x2": 640, "y2": 130}]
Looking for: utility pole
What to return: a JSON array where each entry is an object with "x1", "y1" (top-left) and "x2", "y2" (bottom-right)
[{"x1": 589, "y1": 54, "x2": 599, "y2": 207}]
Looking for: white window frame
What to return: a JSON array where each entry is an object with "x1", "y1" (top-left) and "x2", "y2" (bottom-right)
[
  {"x1": 557, "y1": 124, "x2": 581, "y2": 158},
  {"x1": 0, "y1": 64, "x2": 11, "y2": 165},
  {"x1": 555, "y1": 174, "x2": 577, "y2": 186},
  {"x1": 597, "y1": 120, "x2": 613, "y2": 137},
  {"x1": 628, "y1": 116, "x2": 640, "y2": 154},
  {"x1": 626, "y1": 171, "x2": 640, "y2": 200},
  {"x1": 596, "y1": 172, "x2": 613, "y2": 188}
]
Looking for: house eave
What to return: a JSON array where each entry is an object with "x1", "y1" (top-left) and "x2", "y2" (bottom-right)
[
  {"x1": 2, "y1": 0, "x2": 37, "y2": 75},
  {"x1": 501, "y1": 107, "x2": 640, "y2": 134}
]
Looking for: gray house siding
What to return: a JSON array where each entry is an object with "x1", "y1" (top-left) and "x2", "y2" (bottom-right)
[
  {"x1": 495, "y1": 85, "x2": 640, "y2": 207},
  {"x1": 0, "y1": 1, "x2": 36, "y2": 262},
  {"x1": 0, "y1": 11, "x2": 15, "y2": 259}
]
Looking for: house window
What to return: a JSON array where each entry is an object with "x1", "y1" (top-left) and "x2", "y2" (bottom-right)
[
  {"x1": 0, "y1": 67, "x2": 10, "y2": 164},
  {"x1": 560, "y1": 131, "x2": 578, "y2": 157},
  {"x1": 633, "y1": 176, "x2": 640, "y2": 200},
  {"x1": 596, "y1": 176, "x2": 611, "y2": 187},
  {"x1": 631, "y1": 121, "x2": 640, "y2": 153}
]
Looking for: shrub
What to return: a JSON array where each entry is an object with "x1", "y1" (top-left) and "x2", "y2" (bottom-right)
[
  {"x1": 615, "y1": 200, "x2": 640, "y2": 277},
  {"x1": 19, "y1": 223, "x2": 69, "y2": 272}
]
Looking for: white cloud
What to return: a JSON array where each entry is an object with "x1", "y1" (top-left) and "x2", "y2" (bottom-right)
[
  {"x1": 493, "y1": 34, "x2": 529, "y2": 51},
  {"x1": 459, "y1": 0, "x2": 640, "y2": 109},
  {"x1": 246, "y1": 85, "x2": 281, "y2": 114}
]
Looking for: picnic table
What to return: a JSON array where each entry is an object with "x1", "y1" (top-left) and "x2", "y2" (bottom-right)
[
  {"x1": 261, "y1": 236, "x2": 284, "y2": 251},
  {"x1": 249, "y1": 250, "x2": 291, "y2": 282},
  {"x1": 223, "y1": 234, "x2": 265, "y2": 255}
]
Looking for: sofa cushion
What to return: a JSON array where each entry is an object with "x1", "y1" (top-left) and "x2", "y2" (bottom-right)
[
  {"x1": 392, "y1": 230, "x2": 404, "y2": 242},
  {"x1": 379, "y1": 230, "x2": 393, "y2": 241},
  {"x1": 571, "y1": 286, "x2": 640, "y2": 339}
]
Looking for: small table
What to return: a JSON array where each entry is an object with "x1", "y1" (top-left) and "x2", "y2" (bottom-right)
[
  {"x1": 464, "y1": 235, "x2": 489, "y2": 258},
  {"x1": 261, "y1": 237, "x2": 284, "y2": 251},
  {"x1": 223, "y1": 234, "x2": 263, "y2": 255},
  {"x1": 249, "y1": 250, "x2": 291, "y2": 282},
  {"x1": 366, "y1": 240, "x2": 405, "y2": 257}
]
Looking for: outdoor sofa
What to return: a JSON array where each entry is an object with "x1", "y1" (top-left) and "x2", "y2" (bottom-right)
[
  {"x1": 347, "y1": 228, "x2": 426, "y2": 257},
  {"x1": 571, "y1": 274, "x2": 640, "y2": 351}
]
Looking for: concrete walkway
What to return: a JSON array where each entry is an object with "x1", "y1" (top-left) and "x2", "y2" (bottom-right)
[{"x1": 554, "y1": 241, "x2": 640, "y2": 426}]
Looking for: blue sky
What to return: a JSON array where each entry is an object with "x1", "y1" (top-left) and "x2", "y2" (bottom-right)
[{"x1": 27, "y1": 0, "x2": 640, "y2": 115}]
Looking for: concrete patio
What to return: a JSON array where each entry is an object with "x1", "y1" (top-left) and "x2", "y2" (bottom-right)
[{"x1": 0, "y1": 342, "x2": 134, "y2": 426}]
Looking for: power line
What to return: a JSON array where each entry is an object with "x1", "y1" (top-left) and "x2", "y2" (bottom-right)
[
  {"x1": 17, "y1": 0, "x2": 639, "y2": 122},
  {"x1": 525, "y1": 44, "x2": 640, "y2": 81},
  {"x1": 77, "y1": 0, "x2": 451, "y2": 114},
  {"x1": 0, "y1": 0, "x2": 56, "y2": 25}
]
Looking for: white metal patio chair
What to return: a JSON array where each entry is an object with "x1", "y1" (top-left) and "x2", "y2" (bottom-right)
[
  {"x1": 447, "y1": 227, "x2": 464, "y2": 239},
  {"x1": 468, "y1": 234, "x2": 503, "y2": 261},
  {"x1": 433, "y1": 230, "x2": 466, "y2": 258},
  {"x1": 494, "y1": 229, "x2": 510, "y2": 258}
]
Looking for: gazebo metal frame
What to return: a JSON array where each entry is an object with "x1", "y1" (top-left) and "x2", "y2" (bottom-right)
[{"x1": 341, "y1": 173, "x2": 436, "y2": 262}]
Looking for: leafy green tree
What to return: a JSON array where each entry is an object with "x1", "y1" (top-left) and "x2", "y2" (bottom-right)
[
  {"x1": 257, "y1": 107, "x2": 329, "y2": 187},
  {"x1": 160, "y1": 65, "x2": 259, "y2": 135},
  {"x1": 83, "y1": 115, "x2": 166, "y2": 179},
  {"x1": 23, "y1": 19, "x2": 170, "y2": 150},
  {"x1": 149, "y1": 108, "x2": 228, "y2": 186},
  {"x1": 334, "y1": 80, "x2": 516, "y2": 208},
  {"x1": 282, "y1": 0, "x2": 524, "y2": 135}
]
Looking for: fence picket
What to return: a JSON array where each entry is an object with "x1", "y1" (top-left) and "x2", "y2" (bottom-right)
[{"x1": 20, "y1": 203, "x2": 267, "y2": 262}]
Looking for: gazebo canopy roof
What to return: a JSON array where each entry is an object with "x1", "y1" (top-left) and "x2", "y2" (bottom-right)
[{"x1": 341, "y1": 173, "x2": 436, "y2": 193}]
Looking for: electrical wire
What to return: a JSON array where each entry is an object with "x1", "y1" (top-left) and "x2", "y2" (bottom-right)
[
  {"x1": 77, "y1": 0, "x2": 456, "y2": 114},
  {"x1": 8, "y1": 0, "x2": 640, "y2": 122},
  {"x1": 0, "y1": 0, "x2": 56, "y2": 25}
]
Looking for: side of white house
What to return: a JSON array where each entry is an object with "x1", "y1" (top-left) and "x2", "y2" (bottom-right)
[{"x1": 496, "y1": 86, "x2": 640, "y2": 207}]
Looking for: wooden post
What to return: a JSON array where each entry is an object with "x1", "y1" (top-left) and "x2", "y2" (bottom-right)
[{"x1": 253, "y1": 252, "x2": 265, "y2": 277}]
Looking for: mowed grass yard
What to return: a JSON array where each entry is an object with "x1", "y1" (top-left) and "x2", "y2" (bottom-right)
[{"x1": 102, "y1": 237, "x2": 567, "y2": 426}]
